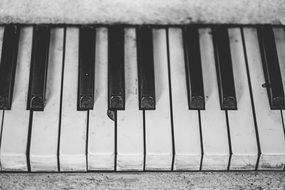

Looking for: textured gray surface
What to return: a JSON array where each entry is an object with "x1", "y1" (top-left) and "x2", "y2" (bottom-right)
[
  {"x1": 0, "y1": 0, "x2": 285, "y2": 24},
  {"x1": 0, "y1": 172, "x2": 285, "y2": 189}
]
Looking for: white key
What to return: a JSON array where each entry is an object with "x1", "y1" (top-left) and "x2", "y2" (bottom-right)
[
  {"x1": 116, "y1": 28, "x2": 144, "y2": 171},
  {"x1": 199, "y1": 28, "x2": 229, "y2": 170},
  {"x1": 145, "y1": 29, "x2": 172, "y2": 170},
  {"x1": 274, "y1": 28, "x2": 285, "y2": 74},
  {"x1": 244, "y1": 28, "x2": 285, "y2": 170},
  {"x1": 227, "y1": 28, "x2": 259, "y2": 170},
  {"x1": 0, "y1": 27, "x2": 33, "y2": 171},
  {"x1": 168, "y1": 28, "x2": 201, "y2": 170},
  {"x1": 0, "y1": 27, "x2": 5, "y2": 170},
  {"x1": 60, "y1": 28, "x2": 87, "y2": 171},
  {"x1": 88, "y1": 27, "x2": 115, "y2": 171},
  {"x1": 29, "y1": 28, "x2": 64, "y2": 171}
]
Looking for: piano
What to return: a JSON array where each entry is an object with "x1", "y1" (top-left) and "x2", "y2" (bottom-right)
[{"x1": 0, "y1": 24, "x2": 285, "y2": 172}]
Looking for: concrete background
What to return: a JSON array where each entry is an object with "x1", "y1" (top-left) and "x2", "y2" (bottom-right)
[
  {"x1": 0, "y1": 0, "x2": 285, "y2": 25},
  {"x1": 0, "y1": 172, "x2": 285, "y2": 189}
]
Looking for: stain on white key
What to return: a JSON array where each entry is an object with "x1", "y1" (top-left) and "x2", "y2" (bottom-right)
[
  {"x1": 59, "y1": 28, "x2": 87, "y2": 171},
  {"x1": 199, "y1": 28, "x2": 229, "y2": 170},
  {"x1": 116, "y1": 28, "x2": 144, "y2": 171},
  {"x1": 88, "y1": 27, "x2": 115, "y2": 171},
  {"x1": 144, "y1": 29, "x2": 173, "y2": 170},
  {"x1": 29, "y1": 28, "x2": 64, "y2": 171},
  {"x1": 227, "y1": 28, "x2": 259, "y2": 170},
  {"x1": 0, "y1": 27, "x2": 33, "y2": 171},
  {"x1": 244, "y1": 28, "x2": 285, "y2": 170},
  {"x1": 168, "y1": 28, "x2": 201, "y2": 170},
  {"x1": 0, "y1": 27, "x2": 5, "y2": 170}
]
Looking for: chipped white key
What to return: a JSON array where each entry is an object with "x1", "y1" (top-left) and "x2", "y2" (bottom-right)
[
  {"x1": 144, "y1": 29, "x2": 172, "y2": 170},
  {"x1": 168, "y1": 28, "x2": 201, "y2": 170},
  {"x1": 0, "y1": 27, "x2": 5, "y2": 170},
  {"x1": 116, "y1": 28, "x2": 144, "y2": 171},
  {"x1": 59, "y1": 28, "x2": 87, "y2": 171},
  {"x1": 244, "y1": 28, "x2": 285, "y2": 170},
  {"x1": 0, "y1": 27, "x2": 33, "y2": 171},
  {"x1": 199, "y1": 28, "x2": 229, "y2": 170},
  {"x1": 227, "y1": 28, "x2": 258, "y2": 170},
  {"x1": 88, "y1": 27, "x2": 115, "y2": 171},
  {"x1": 29, "y1": 28, "x2": 64, "y2": 171}
]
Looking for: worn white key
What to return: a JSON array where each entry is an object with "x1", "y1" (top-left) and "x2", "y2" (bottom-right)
[
  {"x1": 227, "y1": 28, "x2": 259, "y2": 170},
  {"x1": 145, "y1": 29, "x2": 172, "y2": 170},
  {"x1": 168, "y1": 28, "x2": 201, "y2": 170},
  {"x1": 29, "y1": 28, "x2": 64, "y2": 171},
  {"x1": 0, "y1": 27, "x2": 33, "y2": 171},
  {"x1": 88, "y1": 27, "x2": 115, "y2": 171},
  {"x1": 59, "y1": 28, "x2": 87, "y2": 171},
  {"x1": 244, "y1": 28, "x2": 285, "y2": 170},
  {"x1": 116, "y1": 28, "x2": 144, "y2": 171},
  {"x1": 0, "y1": 27, "x2": 5, "y2": 170},
  {"x1": 199, "y1": 28, "x2": 229, "y2": 170}
]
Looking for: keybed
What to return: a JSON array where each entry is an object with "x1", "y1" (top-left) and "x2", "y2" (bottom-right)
[{"x1": 0, "y1": 25, "x2": 285, "y2": 171}]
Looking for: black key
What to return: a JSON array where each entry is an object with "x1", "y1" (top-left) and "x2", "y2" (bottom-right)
[
  {"x1": 183, "y1": 26, "x2": 205, "y2": 110},
  {"x1": 0, "y1": 25, "x2": 20, "y2": 110},
  {"x1": 27, "y1": 25, "x2": 50, "y2": 111},
  {"x1": 212, "y1": 27, "x2": 237, "y2": 110},
  {"x1": 108, "y1": 26, "x2": 125, "y2": 110},
  {"x1": 257, "y1": 26, "x2": 285, "y2": 109},
  {"x1": 137, "y1": 26, "x2": 156, "y2": 110},
  {"x1": 78, "y1": 26, "x2": 96, "y2": 110}
]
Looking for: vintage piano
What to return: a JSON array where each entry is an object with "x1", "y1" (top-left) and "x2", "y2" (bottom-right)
[{"x1": 0, "y1": 0, "x2": 285, "y2": 173}]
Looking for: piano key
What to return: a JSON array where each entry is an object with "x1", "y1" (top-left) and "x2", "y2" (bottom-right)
[
  {"x1": 59, "y1": 27, "x2": 87, "y2": 171},
  {"x1": 78, "y1": 26, "x2": 95, "y2": 110},
  {"x1": 227, "y1": 28, "x2": 259, "y2": 170},
  {"x1": 199, "y1": 28, "x2": 230, "y2": 170},
  {"x1": 212, "y1": 27, "x2": 237, "y2": 110},
  {"x1": 0, "y1": 25, "x2": 20, "y2": 110},
  {"x1": 0, "y1": 27, "x2": 33, "y2": 171},
  {"x1": 88, "y1": 27, "x2": 115, "y2": 171},
  {"x1": 243, "y1": 27, "x2": 285, "y2": 170},
  {"x1": 183, "y1": 26, "x2": 205, "y2": 110},
  {"x1": 108, "y1": 26, "x2": 125, "y2": 110},
  {"x1": 29, "y1": 28, "x2": 64, "y2": 171},
  {"x1": 137, "y1": 26, "x2": 156, "y2": 110},
  {"x1": 257, "y1": 27, "x2": 285, "y2": 109},
  {"x1": 274, "y1": 28, "x2": 285, "y2": 130},
  {"x1": 0, "y1": 26, "x2": 4, "y2": 65},
  {"x1": 144, "y1": 29, "x2": 173, "y2": 170},
  {"x1": 274, "y1": 28, "x2": 285, "y2": 170},
  {"x1": 168, "y1": 28, "x2": 201, "y2": 170},
  {"x1": 116, "y1": 28, "x2": 144, "y2": 171},
  {"x1": 0, "y1": 26, "x2": 4, "y2": 169},
  {"x1": 27, "y1": 25, "x2": 50, "y2": 111}
]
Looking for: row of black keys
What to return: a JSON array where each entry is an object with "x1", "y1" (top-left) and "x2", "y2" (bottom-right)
[{"x1": 0, "y1": 25, "x2": 283, "y2": 111}]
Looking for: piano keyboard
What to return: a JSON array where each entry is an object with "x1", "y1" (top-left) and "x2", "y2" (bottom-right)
[{"x1": 0, "y1": 25, "x2": 285, "y2": 172}]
